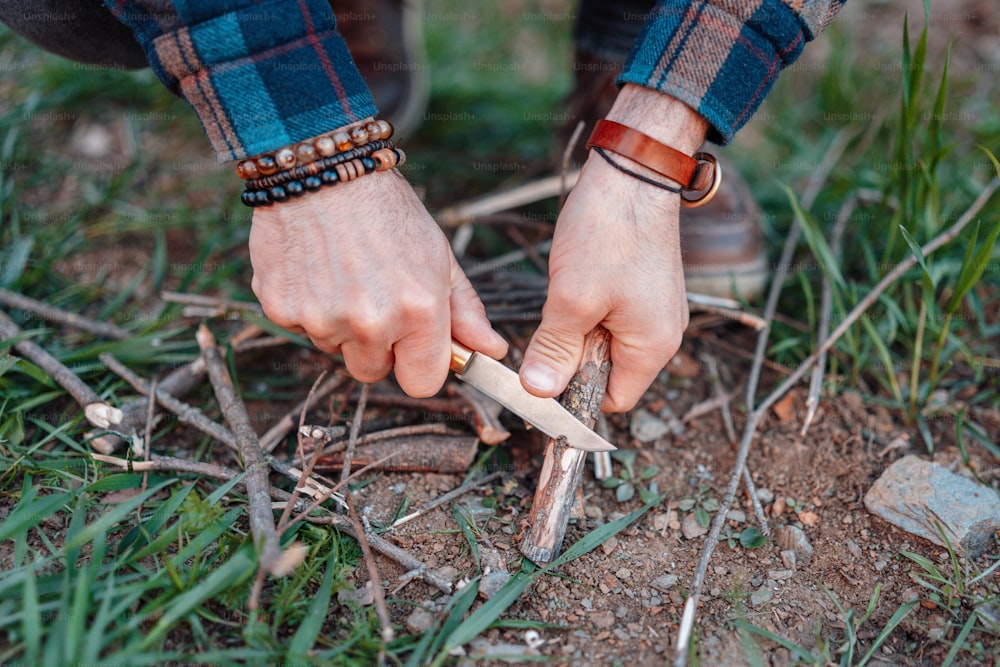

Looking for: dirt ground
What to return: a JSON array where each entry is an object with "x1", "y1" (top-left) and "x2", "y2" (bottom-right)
[{"x1": 318, "y1": 325, "x2": 997, "y2": 665}]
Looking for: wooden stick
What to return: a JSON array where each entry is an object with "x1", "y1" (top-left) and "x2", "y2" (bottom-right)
[
  {"x1": 339, "y1": 382, "x2": 370, "y2": 487},
  {"x1": 315, "y1": 434, "x2": 479, "y2": 474},
  {"x1": 196, "y1": 325, "x2": 282, "y2": 580},
  {"x1": 259, "y1": 373, "x2": 347, "y2": 453},
  {"x1": 91, "y1": 355, "x2": 207, "y2": 453},
  {"x1": 520, "y1": 327, "x2": 612, "y2": 564},
  {"x1": 436, "y1": 171, "x2": 580, "y2": 228},
  {"x1": 392, "y1": 471, "x2": 504, "y2": 528},
  {"x1": 161, "y1": 290, "x2": 263, "y2": 314},
  {"x1": 0, "y1": 287, "x2": 131, "y2": 339},
  {"x1": 0, "y1": 308, "x2": 121, "y2": 447},
  {"x1": 450, "y1": 383, "x2": 510, "y2": 445},
  {"x1": 347, "y1": 496, "x2": 394, "y2": 643}
]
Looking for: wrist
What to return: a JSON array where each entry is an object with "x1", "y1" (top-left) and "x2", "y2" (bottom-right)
[{"x1": 604, "y1": 84, "x2": 709, "y2": 156}]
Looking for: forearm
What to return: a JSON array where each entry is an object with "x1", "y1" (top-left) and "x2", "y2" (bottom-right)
[
  {"x1": 106, "y1": 0, "x2": 377, "y2": 161},
  {"x1": 621, "y1": 0, "x2": 848, "y2": 144}
]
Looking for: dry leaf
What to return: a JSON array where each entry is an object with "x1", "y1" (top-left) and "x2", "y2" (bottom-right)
[{"x1": 772, "y1": 393, "x2": 796, "y2": 422}]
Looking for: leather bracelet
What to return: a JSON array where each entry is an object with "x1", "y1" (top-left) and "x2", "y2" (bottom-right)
[{"x1": 586, "y1": 119, "x2": 721, "y2": 208}]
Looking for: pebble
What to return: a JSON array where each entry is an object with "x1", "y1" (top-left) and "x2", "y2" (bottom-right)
[
  {"x1": 681, "y1": 513, "x2": 709, "y2": 540},
  {"x1": 615, "y1": 605, "x2": 629, "y2": 619},
  {"x1": 591, "y1": 611, "x2": 615, "y2": 629},
  {"x1": 864, "y1": 455, "x2": 1000, "y2": 557},
  {"x1": 406, "y1": 606, "x2": 436, "y2": 633},
  {"x1": 615, "y1": 567, "x2": 632, "y2": 579},
  {"x1": 629, "y1": 408, "x2": 671, "y2": 443},
  {"x1": 775, "y1": 525, "x2": 813, "y2": 564},
  {"x1": 767, "y1": 569, "x2": 794, "y2": 581},
  {"x1": 756, "y1": 487, "x2": 775, "y2": 505},
  {"x1": 750, "y1": 589, "x2": 773, "y2": 607},
  {"x1": 651, "y1": 574, "x2": 678, "y2": 592},
  {"x1": 726, "y1": 509, "x2": 747, "y2": 523},
  {"x1": 478, "y1": 570, "x2": 511, "y2": 600},
  {"x1": 581, "y1": 598, "x2": 593, "y2": 610},
  {"x1": 780, "y1": 549, "x2": 797, "y2": 571}
]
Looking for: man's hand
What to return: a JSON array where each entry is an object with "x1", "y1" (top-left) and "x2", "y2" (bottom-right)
[
  {"x1": 249, "y1": 169, "x2": 507, "y2": 397},
  {"x1": 519, "y1": 85, "x2": 709, "y2": 412}
]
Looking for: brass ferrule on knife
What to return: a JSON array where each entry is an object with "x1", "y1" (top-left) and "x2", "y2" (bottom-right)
[{"x1": 450, "y1": 340, "x2": 474, "y2": 374}]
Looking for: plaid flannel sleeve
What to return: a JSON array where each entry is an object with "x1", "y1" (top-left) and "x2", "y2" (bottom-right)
[
  {"x1": 106, "y1": 0, "x2": 377, "y2": 162},
  {"x1": 620, "y1": 0, "x2": 847, "y2": 144}
]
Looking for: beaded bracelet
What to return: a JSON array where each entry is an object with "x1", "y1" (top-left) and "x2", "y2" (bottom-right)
[
  {"x1": 242, "y1": 139, "x2": 394, "y2": 191},
  {"x1": 235, "y1": 119, "x2": 394, "y2": 179},
  {"x1": 241, "y1": 147, "x2": 406, "y2": 207}
]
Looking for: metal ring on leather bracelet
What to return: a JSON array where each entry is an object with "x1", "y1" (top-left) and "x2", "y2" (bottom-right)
[
  {"x1": 240, "y1": 148, "x2": 406, "y2": 207},
  {"x1": 586, "y1": 119, "x2": 721, "y2": 208}
]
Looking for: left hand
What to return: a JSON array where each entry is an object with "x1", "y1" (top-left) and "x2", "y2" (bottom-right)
[{"x1": 518, "y1": 84, "x2": 708, "y2": 412}]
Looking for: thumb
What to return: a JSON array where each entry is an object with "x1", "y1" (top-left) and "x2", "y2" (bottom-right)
[{"x1": 520, "y1": 297, "x2": 603, "y2": 398}]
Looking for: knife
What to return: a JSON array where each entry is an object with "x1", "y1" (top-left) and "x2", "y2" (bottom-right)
[{"x1": 449, "y1": 340, "x2": 616, "y2": 452}]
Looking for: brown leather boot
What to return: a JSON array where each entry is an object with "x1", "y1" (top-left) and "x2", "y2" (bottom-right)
[
  {"x1": 559, "y1": 49, "x2": 768, "y2": 300},
  {"x1": 332, "y1": 0, "x2": 429, "y2": 138}
]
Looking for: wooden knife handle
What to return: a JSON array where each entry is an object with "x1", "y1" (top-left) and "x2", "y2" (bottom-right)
[
  {"x1": 520, "y1": 326, "x2": 612, "y2": 564},
  {"x1": 450, "y1": 340, "x2": 474, "y2": 374}
]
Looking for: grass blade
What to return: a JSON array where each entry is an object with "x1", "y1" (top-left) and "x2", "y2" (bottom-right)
[
  {"x1": 287, "y1": 547, "x2": 339, "y2": 659},
  {"x1": 858, "y1": 601, "x2": 918, "y2": 665},
  {"x1": 0, "y1": 487, "x2": 71, "y2": 543},
  {"x1": 65, "y1": 480, "x2": 175, "y2": 552}
]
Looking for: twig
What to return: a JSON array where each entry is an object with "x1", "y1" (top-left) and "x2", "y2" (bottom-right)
[
  {"x1": 306, "y1": 514, "x2": 453, "y2": 594},
  {"x1": 233, "y1": 335, "x2": 291, "y2": 353},
  {"x1": 464, "y1": 239, "x2": 553, "y2": 278},
  {"x1": 339, "y1": 383, "x2": 370, "y2": 488},
  {"x1": 347, "y1": 495, "x2": 394, "y2": 643},
  {"x1": 161, "y1": 290, "x2": 263, "y2": 314},
  {"x1": 277, "y1": 373, "x2": 332, "y2": 534},
  {"x1": 93, "y1": 452, "x2": 242, "y2": 479},
  {"x1": 303, "y1": 423, "x2": 455, "y2": 461},
  {"x1": 260, "y1": 373, "x2": 347, "y2": 453},
  {"x1": 451, "y1": 383, "x2": 510, "y2": 445},
  {"x1": 90, "y1": 356, "x2": 207, "y2": 453},
  {"x1": 392, "y1": 471, "x2": 504, "y2": 528},
  {"x1": 0, "y1": 308, "x2": 121, "y2": 447},
  {"x1": 687, "y1": 302, "x2": 766, "y2": 331},
  {"x1": 673, "y1": 178, "x2": 998, "y2": 666},
  {"x1": 0, "y1": 287, "x2": 131, "y2": 339},
  {"x1": 801, "y1": 194, "x2": 854, "y2": 436},
  {"x1": 196, "y1": 325, "x2": 283, "y2": 584},
  {"x1": 436, "y1": 171, "x2": 580, "y2": 227}
]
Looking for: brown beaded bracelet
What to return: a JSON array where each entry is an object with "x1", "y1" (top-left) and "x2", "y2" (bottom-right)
[
  {"x1": 242, "y1": 139, "x2": 394, "y2": 191},
  {"x1": 241, "y1": 147, "x2": 406, "y2": 207},
  {"x1": 235, "y1": 119, "x2": 394, "y2": 179}
]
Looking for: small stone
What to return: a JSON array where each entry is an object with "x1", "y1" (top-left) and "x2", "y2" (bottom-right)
[
  {"x1": 478, "y1": 570, "x2": 511, "y2": 600},
  {"x1": 775, "y1": 525, "x2": 813, "y2": 564},
  {"x1": 726, "y1": 509, "x2": 747, "y2": 523},
  {"x1": 616, "y1": 567, "x2": 632, "y2": 579},
  {"x1": 901, "y1": 588, "x2": 920, "y2": 603},
  {"x1": 681, "y1": 513, "x2": 709, "y2": 540},
  {"x1": 615, "y1": 605, "x2": 629, "y2": 619},
  {"x1": 581, "y1": 598, "x2": 593, "y2": 610},
  {"x1": 767, "y1": 569, "x2": 794, "y2": 581},
  {"x1": 780, "y1": 550, "x2": 797, "y2": 571},
  {"x1": 629, "y1": 408, "x2": 671, "y2": 443},
  {"x1": 591, "y1": 611, "x2": 615, "y2": 629},
  {"x1": 798, "y1": 510, "x2": 819, "y2": 526},
  {"x1": 651, "y1": 574, "x2": 678, "y2": 593},
  {"x1": 750, "y1": 589, "x2": 773, "y2": 608},
  {"x1": 406, "y1": 606, "x2": 435, "y2": 633},
  {"x1": 602, "y1": 537, "x2": 619, "y2": 556},
  {"x1": 874, "y1": 559, "x2": 888, "y2": 572},
  {"x1": 864, "y1": 455, "x2": 1000, "y2": 557},
  {"x1": 756, "y1": 488, "x2": 775, "y2": 505}
]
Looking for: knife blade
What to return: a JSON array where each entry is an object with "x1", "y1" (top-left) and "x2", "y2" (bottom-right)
[{"x1": 449, "y1": 341, "x2": 616, "y2": 452}]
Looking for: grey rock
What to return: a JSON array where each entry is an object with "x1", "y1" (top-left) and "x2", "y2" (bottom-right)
[
  {"x1": 750, "y1": 589, "x2": 773, "y2": 608},
  {"x1": 406, "y1": 606, "x2": 436, "y2": 633},
  {"x1": 780, "y1": 549, "x2": 797, "y2": 571},
  {"x1": 581, "y1": 597, "x2": 593, "y2": 610},
  {"x1": 864, "y1": 455, "x2": 1000, "y2": 557},
  {"x1": 681, "y1": 512, "x2": 709, "y2": 540},
  {"x1": 629, "y1": 408, "x2": 671, "y2": 443},
  {"x1": 651, "y1": 574, "x2": 678, "y2": 592},
  {"x1": 768, "y1": 569, "x2": 794, "y2": 581},
  {"x1": 775, "y1": 525, "x2": 813, "y2": 564},
  {"x1": 756, "y1": 487, "x2": 775, "y2": 505},
  {"x1": 478, "y1": 570, "x2": 511, "y2": 600},
  {"x1": 591, "y1": 610, "x2": 615, "y2": 629}
]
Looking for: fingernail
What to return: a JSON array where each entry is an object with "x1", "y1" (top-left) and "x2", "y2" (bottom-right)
[{"x1": 521, "y1": 362, "x2": 559, "y2": 393}]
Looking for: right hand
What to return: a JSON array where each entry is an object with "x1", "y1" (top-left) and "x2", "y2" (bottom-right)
[{"x1": 248, "y1": 169, "x2": 508, "y2": 397}]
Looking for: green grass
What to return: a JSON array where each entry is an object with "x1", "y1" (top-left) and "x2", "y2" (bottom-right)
[{"x1": 1, "y1": 0, "x2": 999, "y2": 664}]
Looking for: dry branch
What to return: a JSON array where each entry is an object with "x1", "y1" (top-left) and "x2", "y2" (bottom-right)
[
  {"x1": 259, "y1": 373, "x2": 347, "y2": 453},
  {"x1": 436, "y1": 171, "x2": 581, "y2": 227},
  {"x1": 0, "y1": 308, "x2": 121, "y2": 449},
  {"x1": 315, "y1": 433, "x2": 479, "y2": 474},
  {"x1": 520, "y1": 327, "x2": 612, "y2": 564},
  {"x1": 0, "y1": 287, "x2": 131, "y2": 339},
  {"x1": 451, "y1": 383, "x2": 510, "y2": 445},
  {"x1": 196, "y1": 325, "x2": 283, "y2": 580},
  {"x1": 391, "y1": 471, "x2": 504, "y2": 528}
]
